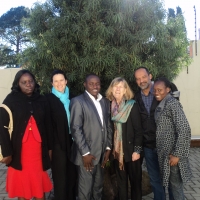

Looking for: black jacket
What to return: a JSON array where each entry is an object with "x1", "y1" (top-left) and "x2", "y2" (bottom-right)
[
  {"x1": 46, "y1": 93, "x2": 72, "y2": 159},
  {"x1": 134, "y1": 91, "x2": 159, "y2": 149},
  {"x1": 121, "y1": 102, "x2": 143, "y2": 162},
  {"x1": 0, "y1": 92, "x2": 53, "y2": 170}
]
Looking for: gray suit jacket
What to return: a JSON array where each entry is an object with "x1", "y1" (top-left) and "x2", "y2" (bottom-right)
[{"x1": 70, "y1": 92, "x2": 113, "y2": 166}]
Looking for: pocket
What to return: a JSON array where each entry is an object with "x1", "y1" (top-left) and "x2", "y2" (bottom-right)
[{"x1": 170, "y1": 165, "x2": 179, "y2": 174}]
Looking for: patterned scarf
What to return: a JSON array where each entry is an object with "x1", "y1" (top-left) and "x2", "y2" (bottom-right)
[
  {"x1": 52, "y1": 86, "x2": 70, "y2": 129},
  {"x1": 111, "y1": 99, "x2": 135, "y2": 170}
]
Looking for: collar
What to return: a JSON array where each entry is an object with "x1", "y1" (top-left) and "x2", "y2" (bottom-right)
[
  {"x1": 85, "y1": 90, "x2": 102, "y2": 102},
  {"x1": 155, "y1": 93, "x2": 172, "y2": 122},
  {"x1": 52, "y1": 86, "x2": 69, "y2": 99}
]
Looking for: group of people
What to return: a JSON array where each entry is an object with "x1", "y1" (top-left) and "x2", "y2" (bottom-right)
[{"x1": 0, "y1": 67, "x2": 191, "y2": 200}]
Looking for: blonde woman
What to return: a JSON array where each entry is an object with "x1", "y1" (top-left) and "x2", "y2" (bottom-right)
[{"x1": 106, "y1": 77, "x2": 143, "y2": 200}]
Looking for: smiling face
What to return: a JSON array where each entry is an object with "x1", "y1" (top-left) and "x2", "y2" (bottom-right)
[
  {"x1": 52, "y1": 74, "x2": 67, "y2": 93},
  {"x1": 111, "y1": 81, "x2": 126, "y2": 102},
  {"x1": 153, "y1": 81, "x2": 170, "y2": 101},
  {"x1": 84, "y1": 75, "x2": 101, "y2": 99},
  {"x1": 18, "y1": 73, "x2": 35, "y2": 96},
  {"x1": 134, "y1": 68, "x2": 152, "y2": 91}
]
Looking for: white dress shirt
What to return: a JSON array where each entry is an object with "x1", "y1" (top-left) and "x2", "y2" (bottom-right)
[{"x1": 86, "y1": 90, "x2": 103, "y2": 125}]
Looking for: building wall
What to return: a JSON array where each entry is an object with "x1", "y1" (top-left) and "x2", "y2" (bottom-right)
[
  {"x1": 0, "y1": 68, "x2": 21, "y2": 103},
  {"x1": 174, "y1": 40, "x2": 200, "y2": 137}
]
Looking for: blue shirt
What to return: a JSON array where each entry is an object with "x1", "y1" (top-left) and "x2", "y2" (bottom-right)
[{"x1": 141, "y1": 84, "x2": 154, "y2": 114}]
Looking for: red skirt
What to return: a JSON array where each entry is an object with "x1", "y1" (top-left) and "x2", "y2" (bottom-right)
[{"x1": 6, "y1": 116, "x2": 53, "y2": 199}]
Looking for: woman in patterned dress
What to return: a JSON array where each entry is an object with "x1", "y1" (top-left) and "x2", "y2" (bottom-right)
[{"x1": 153, "y1": 77, "x2": 192, "y2": 200}]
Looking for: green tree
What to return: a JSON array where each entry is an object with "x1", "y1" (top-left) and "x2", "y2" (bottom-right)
[
  {"x1": 22, "y1": 0, "x2": 191, "y2": 94},
  {"x1": 0, "y1": 6, "x2": 30, "y2": 57},
  {"x1": 168, "y1": 8, "x2": 175, "y2": 18},
  {"x1": 0, "y1": 44, "x2": 17, "y2": 67}
]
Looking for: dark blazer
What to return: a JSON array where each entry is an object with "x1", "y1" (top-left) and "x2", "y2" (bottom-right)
[
  {"x1": 122, "y1": 102, "x2": 143, "y2": 162},
  {"x1": 0, "y1": 92, "x2": 53, "y2": 170},
  {"x1": 70, "y1": 92, "x2": 113, "y2": 166},
  {"x1": 134, "y1": 91, "x2": 159, "y2": 149},
  {"x1": 46, "y1": 93, "x2": 72, "y2": 159}
]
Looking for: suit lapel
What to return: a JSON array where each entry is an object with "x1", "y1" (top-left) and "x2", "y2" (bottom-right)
[
  {"x1": 100, "y1": 99, "x2": 106, "y2": 125},
  {"x1": 84, "y1": 92, "x2": 103, "y2": 126}
]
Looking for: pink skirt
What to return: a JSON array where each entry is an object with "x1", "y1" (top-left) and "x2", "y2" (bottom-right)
[{"x1": 6, "y1": 116, "x2": 53, "y2": 199}]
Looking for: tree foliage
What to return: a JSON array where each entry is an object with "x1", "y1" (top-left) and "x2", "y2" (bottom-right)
[
  {"x1": 22, "y1": 0, "x2": 191, "y2": 94},
  {"x1": 0, "y1": 44, "x2": 17, "y2": 66},
  {"x1": 0, "y1": 6, "x2": 30, "y2": 56}
]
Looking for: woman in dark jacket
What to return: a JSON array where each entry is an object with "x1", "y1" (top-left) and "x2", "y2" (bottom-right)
[
  {"x1": 106, "y1": 77, "x2": 143, "y2": 200},
  {"x1": 0, "y1": 69, "x2": 53, "y2": 200},
  {"x1": 46, "y1": 69, "x2": 76, "y2": 200}
]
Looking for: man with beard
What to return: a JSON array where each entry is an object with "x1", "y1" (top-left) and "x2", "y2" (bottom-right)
[{"x1": 134, "y1": 67, "x2": 166, "y2": 200}]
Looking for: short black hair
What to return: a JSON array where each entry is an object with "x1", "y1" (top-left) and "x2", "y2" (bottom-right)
[
  {"x1": 154, "y1": 77, "x2": 179, "y2": 100},
  {"x1": 134, "y1": 66, "x2": 150, "y2": 76},
  {"x1": 11, "y1": 69, "x2": 39, "y2": 93},
  {"x1": 50, "y1": 69, "x2": 67, "y2": 82},
  {"x1": 154, "y1": 77, "x2": 171, "y2": 88},
  {"x1": 84, "y1": 73, "x2": 100, "y2": 83}
]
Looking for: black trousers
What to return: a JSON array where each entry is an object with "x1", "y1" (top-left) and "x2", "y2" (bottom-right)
[
  {"x1": 51, "y1": 143, "x2": 77, "y2": 200},
  {"x1": 114, "y1": 158, "x2": 142, "y2": 200}
]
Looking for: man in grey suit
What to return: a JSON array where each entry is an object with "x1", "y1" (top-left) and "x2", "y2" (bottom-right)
[{"x1": 70, "y1": 74, "x2": 113, "y2": 200}]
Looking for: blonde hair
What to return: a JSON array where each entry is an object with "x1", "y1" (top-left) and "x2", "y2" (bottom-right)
[{"x1": 106, "y1": 77, "x2": 134, "y2": 101}]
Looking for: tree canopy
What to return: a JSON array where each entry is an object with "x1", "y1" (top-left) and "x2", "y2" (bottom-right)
[
  {"x1": 22, "y1": 0, "x2": 191, "y2": 94},
  {"x1": 0, "y1": 6, "x2": 30, "y2": 66},
  {"x1": 0, "y1": 44, "x2": 16, "y2": 66}
]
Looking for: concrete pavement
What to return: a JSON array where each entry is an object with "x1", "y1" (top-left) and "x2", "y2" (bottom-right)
[
  {"x1": 143, "y1": 147, "x2": 200, "y2": 200},
  {"x1": 0, "y1": 147, "x2": 200, "y2": 200}
]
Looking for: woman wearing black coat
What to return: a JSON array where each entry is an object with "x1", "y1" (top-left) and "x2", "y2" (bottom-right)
[
  {"x1": 46, "y1": 69, "x2": 76, "y2": 200},
  {"x1": 106, "y1": 77, "x2": 143, "y2": 200},
  {"x1": 0, "y1": 69, "x2": 53, "y2": 200}
]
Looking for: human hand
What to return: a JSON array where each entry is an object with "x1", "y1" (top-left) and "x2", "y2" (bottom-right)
[
  {"x1": 0, "y1": 155, "x2": 12, "y2": 165},
  {"x1": 82, "y1": 154, "x2": 96, "y2": 171},
  {"x1": 101, "y1": 150, "x2": 111, "y2": 168},
  {"x1": 169, "y1": 154, "x2": 179, "y2": 166},
  {"x1": 132, "y1": 152, "x2": 140, "y2": 161}
]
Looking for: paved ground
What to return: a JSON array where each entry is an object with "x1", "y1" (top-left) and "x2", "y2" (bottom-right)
[{"x1": 0, "y1": 147, "x2": 200, "y2": 200}]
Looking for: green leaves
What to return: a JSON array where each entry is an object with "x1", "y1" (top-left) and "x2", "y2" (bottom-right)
[
  {"x1": 21, "y1": 0, "x2": 191, "y2": 95},
  {"x1": 0, "y1": 6, "x2": 30, "y2": 66}
]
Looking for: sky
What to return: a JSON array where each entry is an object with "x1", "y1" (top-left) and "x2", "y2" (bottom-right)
[
  {"x1": 164, "y1": 0, "x2": 199, "y2": 40},
  {"x1": 0, "y1": 0, "x2": 199, "y2": 40}
]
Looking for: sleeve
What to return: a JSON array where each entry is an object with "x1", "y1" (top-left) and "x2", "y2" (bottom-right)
[
  {"x1": 131, "y1": 103, "x2": 143, "y2": 153},
  {"x1": 0, "y1": 96, "x2": 13, "y2": 157},
  {"x1": 44, "y1": 97, "x2": 53, "y2": 150},
  {"x1": 105, "y1": 99, "x2": 113, "y2": 149},
  {"x1": 170, "y1": 101, "x2": 191, "y2": 158},
  {"x1": 70, "y1": 98, "x2": 90, "y2": 155}
]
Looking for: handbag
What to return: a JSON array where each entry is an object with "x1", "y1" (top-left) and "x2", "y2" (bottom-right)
[{"x1": 0, "y1": 104, "x2": 13, "y2": 161}]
